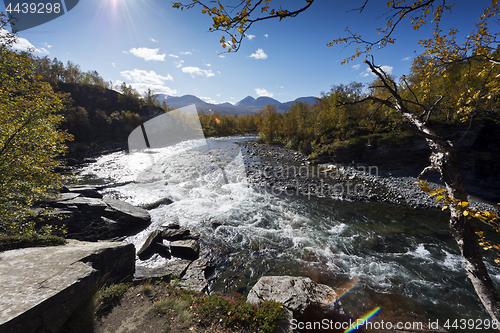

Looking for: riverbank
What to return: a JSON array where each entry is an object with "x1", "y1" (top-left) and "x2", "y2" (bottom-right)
[{"x1": 238, "y1": 140, "x2": 497, "y2": 213}]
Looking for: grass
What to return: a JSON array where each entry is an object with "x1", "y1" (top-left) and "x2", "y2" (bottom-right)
[
  {"x1": 151, "y1": 285, "x2": 286, "y2": 333},
  {"x1": 94, "y1": 282, "x2": 133, "y2": 316},
  {"x1": 0, "y1": 234, "x2": 66, "y2": 252},
  {"x1": 63, "y1": 279, "x2": 286, "y2": 333}
]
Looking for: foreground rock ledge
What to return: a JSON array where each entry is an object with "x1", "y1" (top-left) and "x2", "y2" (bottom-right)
[{"x1": 0, "y1": 240, "x2": 135, "y2": 333}]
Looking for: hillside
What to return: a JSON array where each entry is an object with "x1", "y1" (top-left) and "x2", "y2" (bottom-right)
[{"x1": 156, "y1": 94, "x2": 318, "y2": 114}]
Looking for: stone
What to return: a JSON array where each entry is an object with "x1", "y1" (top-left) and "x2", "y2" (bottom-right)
[
  {"x1": 63, "y1": 197, "x2": 108, "y2": 212},
  {"x1": 64, "y1": 185, "x2": 103, "y2": 198},
  {"x1": 170, "y1": 239, "x2": 200, "y2": 259},
  {"x1": 161, "y1": 229, "x2": 190, "y2": 241},
  {"x1": 154, "y1": 242, "x2": 171, "y2": 258},
  {"x1": 141, "y1": 197, "x2": 173, "y2": 210},
  {"x1": 137, "y1": 230, "x2": 163, "y2": 259},
  {"x1": 134, "y1": 259, "x2": 191, "y2": 281},
  {"x1": 246, "y1": 276, "x2": 339, "y2": 317},
  {"x1": 0, "y1": 240, "x2": 135, "y2": 333},
  {"x1": 160, "y1": 219, "x2": 180, "y2": 230},
  {"x1": 177, "y1": 259, "x2": 214, "y2": 293},
  {"x1": 103, "y1": 198, "x2": 151, "y2": 233}
]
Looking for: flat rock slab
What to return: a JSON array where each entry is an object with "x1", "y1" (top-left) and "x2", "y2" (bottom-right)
[
  {"x1": 170, "y1": 239, "x2": 200, "y2": 259},
  {"x1": 0, "y1": 240, "x2": 135, "y2": 333},
  {"x1": 134, "y1": 259, "x2": 191, "y2": 280}
]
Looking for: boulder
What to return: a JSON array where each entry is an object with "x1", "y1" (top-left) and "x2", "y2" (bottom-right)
[
  {"x1": 134, "y1": 259, "x2": 191, "y2": 281},
  {"x1": 160, "y1": 219, "x2": 180, "y2": 230},
  {"x1": 247, "y1": 276, "x2": 339, "y2": 317},
  {"x1": 161, "y1": 229, "x2": 190, "y2": 241},
  {"x1": 0, "y1": 240, "x2": 135, "y2": 333},
  {"x1": 141, "y1": 197, "x2": 173, "y2": 210},
  {"x1": 177, "y1": 259, "x2": 214, "y2": 293},
  {"x1": 170, "y1": 239, "x2": 200, "y2": 259},
  {"x1": 63, "y1": 185, "x2": 103, "y2": 199},
  {"x1": 137, "y1": 230, "x2": 163, "y2": 259},
  {"x1": 63, "y1": 197, "x2": 108, "y2": 212},
  {"x1": 103, "y1": 198, "x2": 151, "y2": 233}
]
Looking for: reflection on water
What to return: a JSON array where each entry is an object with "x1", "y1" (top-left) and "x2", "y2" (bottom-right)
[{"x1": 79, "y1": 136, "x2": 500, "y2": 330}]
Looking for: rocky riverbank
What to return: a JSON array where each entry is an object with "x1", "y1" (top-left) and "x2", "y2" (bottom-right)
[{"x1": 238, "y1": 140, "x2": 496, "y2": 212}]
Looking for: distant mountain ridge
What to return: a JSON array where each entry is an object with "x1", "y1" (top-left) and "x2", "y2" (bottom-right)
[{"x1": 156, "y1": 94, "x2": 318, "y2": 115}]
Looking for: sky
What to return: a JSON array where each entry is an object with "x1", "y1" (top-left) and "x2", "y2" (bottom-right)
[{"x1": 1, "y1": 0, "x2": 492, "y2": 104}]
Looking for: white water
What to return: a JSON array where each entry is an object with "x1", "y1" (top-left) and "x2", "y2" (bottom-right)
[{"x1": 79, "y1": 136, "x2": 500, "y2": 327}]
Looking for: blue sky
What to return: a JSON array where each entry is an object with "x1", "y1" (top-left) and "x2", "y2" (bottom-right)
[{"x1": 1, "y1": 0, "x2": 491, "y2": 104}]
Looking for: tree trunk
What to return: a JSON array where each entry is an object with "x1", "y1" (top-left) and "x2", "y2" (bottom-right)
[
  {"x1": 433, "y1": 139, "x2": 500, "y2": 322},
  {"x1": 363, "y1": 59, "x2": 500, "y2": 322}
]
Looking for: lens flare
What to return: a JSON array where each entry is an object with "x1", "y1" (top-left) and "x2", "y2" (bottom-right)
[
  {"x1": 344, "y1": 306, "x2": 381, "y2": 333},
  {"x1": 323, "y1": 277, "x2": 361, "y2": 309}
]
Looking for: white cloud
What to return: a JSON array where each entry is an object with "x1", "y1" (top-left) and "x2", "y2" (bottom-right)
[
  {"x1": 216, "y1": 94, "x2": 221, "y2": 97},
  {"x1": 264, "y1": 34, "x2": 269, "y2": 37},
  {"x1": 126, "y1": 82, "x2": 177, "y2": 96},
  {"x1": 118, "y1": 69, "x2": 176, "y2": 95},
  {"x1": 200, "y1": 96, "x2": 217, "y2": 104},
  {"x1": 401, "y1": 56, "x2": 412, "y2": 61},
  {"x1": 360, "y1": 65, "x2": 393, "y2": 77},
  {"x1": 169, "y1": 54, "x2": 179, "y2": 58},
  {"x1": 0, "y1": 30, "x2": 49, "y2": 54},
  {"x1": 150, "y1": 38, "x2": 159, "y2": 43},
  {"x1": 182, "y1": 66, "x2": 215, "y2": 78},
  {"x1": 352, "y1": 64, "x2": 361, "y2": 70},
  {"x1": 128, "y1": 47, "x2": 165, "y2": 61},
  {"x1": 43, "y1": 42, "x2": 52, "y2": 49},
  {"x1": 121, "y1": 69, "x2": 173, "y2": 85},
  {"x1": 247, "y1": 34, "x2": 256, "y2": 40},
  {"x1": 378, "y1": 65, "x2": 393, "y2": 75},
  {"x1": 112, "y1": 62, "x2": 116, "y2": 68},
  {"x1": 205, "y1": 63, "x2": 211, "y2": 67},
  {"x1": 255, "y1": 88, "x2": 273, "y2": 97},
  {"x1": 219, "y1": 54, "x2": 225, "y2": 58},
  {"x1": 181, "y1": 51, "x2": 192, "y2": 55},
  {"x1": 175, "y1": 60, "x2": 184, "y2": 68},
  {"x1": 249, "y1": 48, "x2": 268, "y2": 60}
]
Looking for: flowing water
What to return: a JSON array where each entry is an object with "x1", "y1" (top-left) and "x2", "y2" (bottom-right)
[{"x1": 79, "y1": 136, "x2": 500, "y2": 331}]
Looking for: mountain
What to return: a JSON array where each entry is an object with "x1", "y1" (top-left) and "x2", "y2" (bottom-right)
[
  {"x1": 253, "y1": 96, "x2": 282, "y2": 107},
  {"x1": 156, "y1": 94, "x2": 318, "y2": 115},
  {"x1": 235, "y1": 96, "x2": 255, "y2": 106},
  {"x1": 280, "y1": 96, "x2": 318, "y2": 111}
]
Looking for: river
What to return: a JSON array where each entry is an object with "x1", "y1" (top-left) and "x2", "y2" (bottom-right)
[{"x1": 78, "y1": 135, "x2": 500, "y2": 331}]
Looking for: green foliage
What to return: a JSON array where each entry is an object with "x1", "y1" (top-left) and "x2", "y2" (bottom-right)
[
  {"x1": 94, "y1": 282, "x2": 133, "y2": 316},
  {"x1": 198, "y1": 110, "x2": 259, "y2": 137},
  {"x1": 193, "y1": 292, "x2": 285, "y2": 333},
  {"x1": 0, "y1": 20, "x2": 72, "y2": 236},
  {"x1": 0, "y1": 234, "x2": 66, "y2": 252}
]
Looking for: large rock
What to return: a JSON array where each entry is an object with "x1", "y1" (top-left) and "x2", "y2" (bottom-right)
[
  {"x1": 134, "y1": 259, "x2": 192, "y2": 281},
  {"x1": 63, "y1": 185, "x2": 103, "y2": 199},
  {"x1": 137, "y1": 230, "x2": 163, "y2": 259},
  {"x1": 103, "y1": 198, "x2": 151, "y2": 232},
  {"x1": 0, "y1": 240, "x2": 135, "y2": 333},
  {"x1": 170, "y1": 239, "x2": 200, "y2": 259},
  {"x1": 177, "y1": 259, "x2": 214, "y2": 293},
  {"x1": 247, "y1": 276, "x2": 339, "y2": 317}
]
